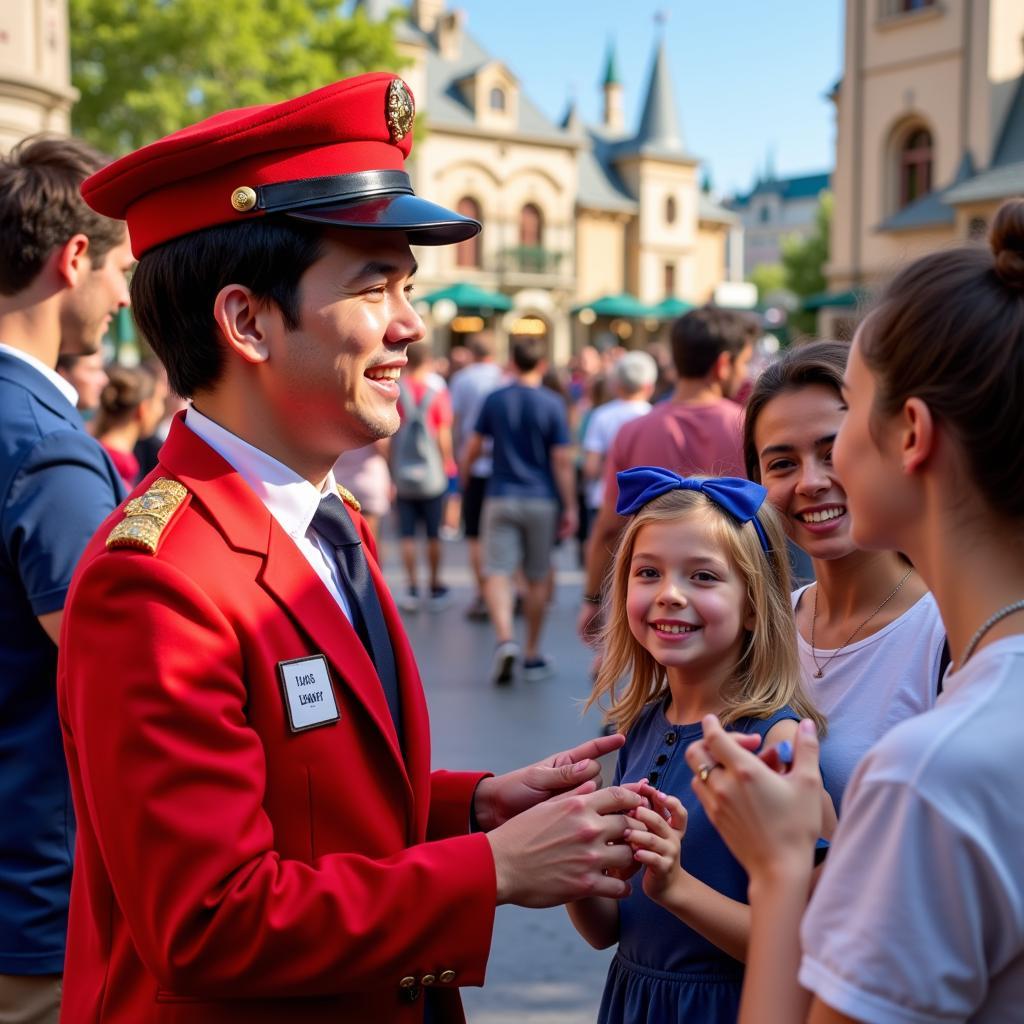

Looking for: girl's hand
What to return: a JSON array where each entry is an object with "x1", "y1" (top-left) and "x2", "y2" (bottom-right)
[
  {"x1": 685, "y1": 716, "x2": 822, "y2": 885},
  {"x1": 625, "y1": 783, "x2": 688, "y2": 905}
]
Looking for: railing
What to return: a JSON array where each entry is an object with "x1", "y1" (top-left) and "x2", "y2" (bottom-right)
[{"x1": 495, "y1": 246, "x2": 566, "y2": 275}]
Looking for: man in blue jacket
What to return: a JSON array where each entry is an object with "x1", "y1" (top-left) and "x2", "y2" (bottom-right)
[{"x1": 0, "y1": 135, "x2": 132, "y2": 1023}]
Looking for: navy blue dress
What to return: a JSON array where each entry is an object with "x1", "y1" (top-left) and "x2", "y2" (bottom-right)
[{"x1": 598, "y1": 700, "x2": 799, "y2": 1024}]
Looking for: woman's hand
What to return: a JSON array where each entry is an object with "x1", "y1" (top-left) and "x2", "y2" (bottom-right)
[
  {"x1": 625, "y1": 782, "x2": 688, "y2": 905},
  {"x1": 685, "y1": 716, "x2": 822, "y2": 885}
]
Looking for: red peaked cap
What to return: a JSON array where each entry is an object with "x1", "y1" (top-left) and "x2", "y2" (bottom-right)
[{"x1": 81, "y1": 73, "x2": 480, "y2": 257}]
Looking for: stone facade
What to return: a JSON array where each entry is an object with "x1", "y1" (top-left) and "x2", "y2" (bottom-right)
[
  {"x1": 0, "y1": 0, "x2": 76, "y2": 151},
  {"x1": 825, "y1": 0, "x2": 1024, "y2": 335}
]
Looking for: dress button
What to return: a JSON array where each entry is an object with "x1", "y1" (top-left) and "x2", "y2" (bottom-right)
[
  {"x1": 655, "y1": 753, "x2": 667, "y2": 765},
  {"x1": 399, "y1": 976, "x2": 416, "y2": 989},
  {"x1": 665, "y1": 732, "x2": 676, "y2": 745},
  {"x1": 439, "y1": 970, "x2": 457, "y2": 984},
  {"x1": 421, "y1": 974, "x2": 436, "y2": 986},
  {"x1": 649, "y1": 771, "x2": 659, "y2": 784}
]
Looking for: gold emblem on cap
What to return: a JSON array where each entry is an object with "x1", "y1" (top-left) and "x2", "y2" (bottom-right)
[
  {"x1": 231, "y1": 186, "x2": 257, "y2": 213},
  {"x1": 386, "y1": 78, "x2": 415, "y2": 144}
]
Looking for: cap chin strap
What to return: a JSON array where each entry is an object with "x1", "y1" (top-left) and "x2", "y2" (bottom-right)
[{"x1": 256, "y1": 169, "x2": 413, "y2": 213}]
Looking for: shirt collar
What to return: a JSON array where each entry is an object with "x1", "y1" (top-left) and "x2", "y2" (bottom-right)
[
  {"x1": 184, "y1": 406, "x2": 335, "y2": 540},
  {"x1": 0, "y1": 343, "x2": 79, "y2": 407}
]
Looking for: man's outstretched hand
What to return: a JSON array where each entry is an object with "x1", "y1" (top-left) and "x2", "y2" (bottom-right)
[{"x1": 472, "y1": 733, "x2": 625, "y2": 832}]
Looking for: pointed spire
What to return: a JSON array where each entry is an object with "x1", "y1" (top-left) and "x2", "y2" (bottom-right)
[
  {"x1": 633, "y1": 35, "x2": 685, "y2": 154},
  {"x1": 561, "y1": 98, "x2": 584, "y2": 137},
  {"x1": 765, "y1": 146, "x2": 777, "y2": 183},
  {"x1": 602, "y1": 39, "x2": 620, "y2": 86}
]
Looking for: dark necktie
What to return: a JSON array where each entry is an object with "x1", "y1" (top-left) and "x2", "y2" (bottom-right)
[{"x1": 312, "y1": 493, "x2": 402, "y2": 743}]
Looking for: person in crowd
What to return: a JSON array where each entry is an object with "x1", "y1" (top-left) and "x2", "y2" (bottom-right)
[
  {"x1": 743, "y1": 340, "x2": 945, "y2": 807},
  {"x1": 390, "y1": 341, "x2": 454, "y2": 611},
  {"x1": 449, "y1": 331, "x2": 504, "y2": 620},
  {"x1": 579, "y1": 307, "x2": 752, "y2": 645},
  {"x1": 463, "y1": 337, "x2": 576, "y2": 684},
  {"x1": 574, "y1": 371, "x2": 610, "y2": 558},
  {"x1": 58, "y1": 74, "x2": 644, "y2": 1024},
  {"x1": 334, "y1": 439, "x2": 392, "y2": 551},
  {"x1": 0, "y1": 134, "x2": 131, "y2": 1024},
  {"x1": 92, "y1": 362, "x2": 168, "y2": 490},
  {"x1": 684, "y1": 200, "x2": 1024, "y2": 1024},
  {"x1": 569, "y1": 466, "x2": 829, "y2": 1024},
  {"x1": 55, "y1": 350, "x2": 108, "y2": 416},
  {"x1": 581, "y1": 350, "x2": 658, "y2": 534}
]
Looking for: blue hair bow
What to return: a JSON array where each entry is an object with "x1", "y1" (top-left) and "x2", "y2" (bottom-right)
[{"x1": 615, "y1": 466, "x2": 771, "y2": 552}]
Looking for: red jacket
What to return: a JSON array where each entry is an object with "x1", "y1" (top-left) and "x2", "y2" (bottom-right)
[{"x1": 57, "y1": 417, "x2": 496, "y2": 1023}]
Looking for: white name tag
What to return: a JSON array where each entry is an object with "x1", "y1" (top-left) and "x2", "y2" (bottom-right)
[{"x1": 277, "y1": 655, "x2": 340, "y2": 732}]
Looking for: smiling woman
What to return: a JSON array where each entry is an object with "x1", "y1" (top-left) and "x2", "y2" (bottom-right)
[{"x1": 743, "y1": 341, "x2": 946, "y2": 807}]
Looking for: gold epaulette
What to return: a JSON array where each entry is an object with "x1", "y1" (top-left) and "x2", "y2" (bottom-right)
[
  {"x1": 106, "y1": 477, "x2": 188, "y2": 554},
  {"x1": 336, "y1": 483, "x2": 361, "y2": 513}
]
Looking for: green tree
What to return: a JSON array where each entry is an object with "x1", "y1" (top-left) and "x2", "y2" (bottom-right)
[
  {"x1": 782, "y1": 191, "x2": 832, "y2": 335},
  {"x1": 71, "y1": 0, "x2": 408, "y2": 154},
  {"x1": 749, "y1": 262, "x2": 786, "y2": 304}
]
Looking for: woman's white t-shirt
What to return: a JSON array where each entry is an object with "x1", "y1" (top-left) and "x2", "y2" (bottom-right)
[
  {"x1": 792, "y1": 587, "x2": 946, "y2": 808},
  {"x1": 800, "y1": 635, "x2": 1024, "y2": 1023}
]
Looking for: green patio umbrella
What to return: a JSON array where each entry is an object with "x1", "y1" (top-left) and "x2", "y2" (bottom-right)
[
  {"x1": 571, "y1": 292, "x2": 655, "y2": 318},
  {"x1": 650, "y1": 296, "x2": 696, "y2": 319},
  {"x1": 420, "y1": 282, "x2": 513, "y2": 312}
]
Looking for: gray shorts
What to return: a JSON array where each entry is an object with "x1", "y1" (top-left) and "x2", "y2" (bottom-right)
[{"x1": 481, "y1": 496, "x2": 559, "y2": 582}]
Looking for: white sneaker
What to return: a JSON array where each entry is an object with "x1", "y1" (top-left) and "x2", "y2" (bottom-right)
[
  {"x1": 397, "y1": 588, "x2": 420, "y2": 613},
  {"x1": 490, "y1": 640, "x2": 519, "y2": 686}
]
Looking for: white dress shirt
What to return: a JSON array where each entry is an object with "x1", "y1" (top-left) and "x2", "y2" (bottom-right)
[
  {"x1": 184, "y1": 406, "x2": 354, "y2": 622},
  {"x1": 0, "y1": 343, "x2": 79, "y2": 407}
]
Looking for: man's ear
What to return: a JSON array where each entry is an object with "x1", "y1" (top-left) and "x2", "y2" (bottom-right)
[
  {"x1": 55, "y1": 234, "x2": 91, "y2": 288},
  {"x1": 900, "y1": 396, "x2": 935, "y2": 475},
  {"x1": 712, "y1": 350, "x2": 732, "y2": 385},
  {"x1": 213, "y1": 285, "x2": 272, "y2": 364}
]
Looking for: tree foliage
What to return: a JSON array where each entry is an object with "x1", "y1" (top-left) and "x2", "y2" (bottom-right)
[
  {"x1": 781, "y1": 192, "x2": 832, "y2": 336},
  {"x1": 749, "y1": 262, "x2": 786, "y2": 303},
  {"x1": 782, "y1": 192, "x2": 832, "y2": 300},
  {"x1": 70, "y1": 0, "x2": 407, "y2": 154}
]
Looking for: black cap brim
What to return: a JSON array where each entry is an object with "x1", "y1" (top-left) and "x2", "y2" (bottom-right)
[{"x1": 287, "y1": 193, "x2": 480, "y2": 245}]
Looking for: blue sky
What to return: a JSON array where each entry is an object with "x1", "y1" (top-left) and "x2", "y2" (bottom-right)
[{"x1": 447, "y1": 1, "x2": 844, "y2": 197}]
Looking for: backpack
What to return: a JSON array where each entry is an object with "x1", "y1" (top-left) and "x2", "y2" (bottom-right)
[{"x1": 391, "y1": 381, "x2": 448, "y2": 500}]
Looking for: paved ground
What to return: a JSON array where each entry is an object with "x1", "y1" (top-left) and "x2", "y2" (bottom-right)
[{"x1": 379, "y1": 528, "x2": 615, "y2": 1023}]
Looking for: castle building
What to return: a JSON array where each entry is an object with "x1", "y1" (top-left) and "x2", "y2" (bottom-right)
[
  {"x1": 386, "y1": 0, "x2": 738, "y2": 363},
  {"x1": 822, "y1": 0, "x2": 1024, "y2": 336},
  {"x1": 730, "y1": 164, "x2": 832, "y2": 277},
  {"x1": 0, "y1": 0, "x2": 76, "y2": 150}
]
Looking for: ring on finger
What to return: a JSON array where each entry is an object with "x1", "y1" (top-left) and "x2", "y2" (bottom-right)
[{"x1": 697, "y1": 761, "x2": 720, "y2": 784}]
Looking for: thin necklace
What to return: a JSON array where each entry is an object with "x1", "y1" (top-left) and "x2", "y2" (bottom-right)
[
  {"x1": 959, "y1": 599, "x2": 1024, "y2": 667},
  {"x1": 810, "y1": 568, "x2": 915, "y2": 678}
]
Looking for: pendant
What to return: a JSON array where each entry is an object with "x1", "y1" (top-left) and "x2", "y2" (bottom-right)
[{"x1": 814, "y1": 670, "x2": 823, "y2": 678}]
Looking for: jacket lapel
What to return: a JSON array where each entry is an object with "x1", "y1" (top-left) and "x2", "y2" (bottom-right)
[{"x1": 159, "y1": 417, "x2": 413, "y2": 799}]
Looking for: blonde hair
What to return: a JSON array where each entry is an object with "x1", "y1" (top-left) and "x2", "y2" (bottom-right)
[{"x1": 587, "y1": 485, "x2": 827, "y2": 736}]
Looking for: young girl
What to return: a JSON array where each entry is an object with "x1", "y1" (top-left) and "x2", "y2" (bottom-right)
[
  {"x1": 685, "y1": 200, "x2": 1024, "y2": 1023},
  {"x1": 742, "y1": 341, "x2": 946, "y2": 807},
  {"x1": 570, "y1": 466, "x2": 829, "y2": 1024}
]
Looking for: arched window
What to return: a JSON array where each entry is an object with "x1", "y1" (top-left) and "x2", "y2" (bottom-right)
[
  {"x1": 519, "y1": 203, "x2": 543, "y2": 247},
  {"x1": 489, "y1": 87, "x2": 506, "y2": 112},
  {"x1": 665, "y1": 195, "x2": 677, "y2": 225},
  {"x1": 518, "y1": 203, "x2": 544, "y2": 272},
  {"x1": 455, "y1": 197, "x2": 482, "y2": 269},
  {"x1": 899, "y1": 128, "x2": 933, "y2": 208}
]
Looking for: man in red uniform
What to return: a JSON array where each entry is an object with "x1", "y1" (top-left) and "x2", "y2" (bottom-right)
[{"x1": 57, "y1": 74, "x2": 642, "y2": 1024}]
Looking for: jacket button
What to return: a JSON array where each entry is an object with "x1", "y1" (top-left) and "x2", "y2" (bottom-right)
[
  {"x1": 399, "y1": 976, "x2": 416, "y2": 989},
  {"x1": 665, "y1": 732, "x2": 677, "y2": 745},
  {"x1": 439, "y1": 970, "x2": 457, "y2": 984},
  {"x1": 421, "y1": 974, "x2": 436, "y2": 986}
]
